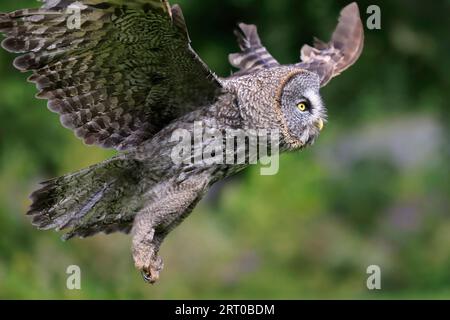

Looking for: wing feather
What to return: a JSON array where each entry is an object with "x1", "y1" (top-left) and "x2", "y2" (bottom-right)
[
  {"x1": 229, "y1": 23, "x2": 279, "y2": 76},
  {"x1": 1, "y1": 0, "x2": 222, "y2": 150},
  {"x1": 297, "y1": 2, "x2": 364, "y2": 86}
]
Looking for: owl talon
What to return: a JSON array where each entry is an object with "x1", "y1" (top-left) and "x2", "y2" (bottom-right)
[
  {"x1": 141, "y1": 270, "x2": 152, "y2": 283},
  {"x1": 140, "y1": 259, "x2": 164, "y2": 284},
  {"x1": 141, "y1": 269, "x2": 159, "y2": 284},
  {"x1": 135, "y1": 253, "x2": 164, "y2": 284}
]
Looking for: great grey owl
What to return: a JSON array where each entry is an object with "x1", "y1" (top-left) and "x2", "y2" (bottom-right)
[{"x1": 0, "y1": 0, "x2": 364, "y2": 283}]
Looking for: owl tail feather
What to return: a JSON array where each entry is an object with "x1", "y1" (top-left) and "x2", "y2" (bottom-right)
[{"x1": 27, "y1": 157, "x2": 143, "y2": 240}]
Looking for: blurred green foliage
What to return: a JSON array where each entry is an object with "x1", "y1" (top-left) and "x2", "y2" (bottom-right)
[{"x1": 0, "y1": 0, "x2": 448, "y2": 299}]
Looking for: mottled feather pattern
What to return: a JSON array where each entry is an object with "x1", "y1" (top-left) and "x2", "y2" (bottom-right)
[
  {"x1": 297, "y1": 3, "x2": 364, "y2": 86},
  {"x1": 1, "y1": 0, "x2": 222, "y2": 150},
  {"x1": 28, "y1": 156, "x2": 147, "y2": 239},
  {"x1": 229, "y1": 23, "x2": 279, "y2": 76}
]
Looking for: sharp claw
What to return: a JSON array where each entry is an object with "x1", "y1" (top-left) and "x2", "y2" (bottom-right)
[
  {"x1": 140, "y1": 258, "x2": 163, "y2": 284},
  {"x1": 132, "y1": 238, "x2": 164, "y2": 284},
  {"x1": 141, "y1": 270, "x2": 157, "y2": 284}
]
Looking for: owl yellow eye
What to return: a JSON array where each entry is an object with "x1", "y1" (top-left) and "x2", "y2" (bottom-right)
[{"x1": 297, "y1": 102, "x2": 307, "y2": 112}]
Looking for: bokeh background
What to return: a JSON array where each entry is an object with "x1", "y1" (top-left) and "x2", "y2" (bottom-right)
[{"x1": 0, "y1": 0, "x2": 448, "y2": 299}]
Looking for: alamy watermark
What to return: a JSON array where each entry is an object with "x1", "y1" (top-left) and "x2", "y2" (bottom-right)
[
  {"x1": 66, "y1": 265, "x2": 81, "y2": 290},
  {"x1": 170, "y1": 122, "x2": 280, "y2": 175},
  {"x1": 366, "y1": 5, "x2": 381, "y2": 30},
  {"x1": 64, "y1": 4, "x2": 382, "y2": 31},
  {"x1": 366, "y1": 265, "x2": 381, "y2": 290},
  {"x1": 66, "y1": 4, "x2": 83, "y2": 30}
]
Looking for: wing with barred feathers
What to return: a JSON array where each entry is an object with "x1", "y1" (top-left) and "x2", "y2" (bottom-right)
[
  {"x1": 228, "y1": 23, "x2": 279, "y2": 76},
  {"x1": 297, "y1": 2, "x2": 364, "y2": 87},
  {"x1": 228, "y1": 3, "x2": 364, "y2": 86},
  {"x1": 0, "y1": 0, "x2": 222, "y2": 150}
]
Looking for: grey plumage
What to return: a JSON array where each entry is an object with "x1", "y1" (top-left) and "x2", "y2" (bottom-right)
[
  {"x1": 229, "y1": 23, "x2": 279, "y2": 76},
  {"x1": 0, "y1": 0, "x2": 364, "y2": 283},
  {"x1": 298, "y1": 3, "x2": 364, "y2": 86},
  {"x1": 1, "y1": 0, "x2": 221, "y2": 150}
]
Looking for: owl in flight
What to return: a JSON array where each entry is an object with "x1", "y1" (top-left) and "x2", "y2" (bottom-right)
[{"x1": 0, "y1": 0, "x2": 364, "y2": 283}]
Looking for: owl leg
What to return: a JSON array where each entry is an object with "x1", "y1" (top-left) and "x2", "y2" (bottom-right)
[
  {"x1": 131, "y1": 226, "x2": 163, "y2": 284},
  {"x1": 131, "y1": 174, "x2": 210, "y2": 283}
]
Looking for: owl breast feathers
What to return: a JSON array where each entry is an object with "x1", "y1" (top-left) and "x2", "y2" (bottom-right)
[{"x1": 0, "y1": 0, "x2": 364, "y2": 283}]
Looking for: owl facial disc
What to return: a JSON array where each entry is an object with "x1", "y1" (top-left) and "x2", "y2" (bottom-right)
[{"x1": 279, "y1": 70, "x2": 327, "y2": 149}]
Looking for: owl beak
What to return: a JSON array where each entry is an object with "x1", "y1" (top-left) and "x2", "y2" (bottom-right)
[{"x1": 315, "y1": 118, "x2": 324, "y2": 131}]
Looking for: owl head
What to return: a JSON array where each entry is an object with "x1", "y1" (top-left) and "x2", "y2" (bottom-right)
[
  {"x1": 228, "y1": 2, "x2": 364, "y2": 150},
  {"x1": 224, "y1": 66, "x2": 328, "y2": 151},
  {"x1": 278, "y1": 70, "x2": 326, "y2": 149}
]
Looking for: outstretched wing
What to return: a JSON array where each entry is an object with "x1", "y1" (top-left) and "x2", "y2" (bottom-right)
[
  {"x1": 297, "y1": 3, "x2": 364, "y2": 86},
  {"x1": 228, "y1": 23, "x2": 279, "y2": 76},
  {"x1": 228, "y1": 3, "x2": 364, "y2": 86},
  {"x1": 0, "y1": 0, "x2": 222, "y2": 150}
]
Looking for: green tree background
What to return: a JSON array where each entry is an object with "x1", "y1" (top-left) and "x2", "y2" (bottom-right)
[{"x1": 0, "y1": 0, "x2": 448, "y2": 299}]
